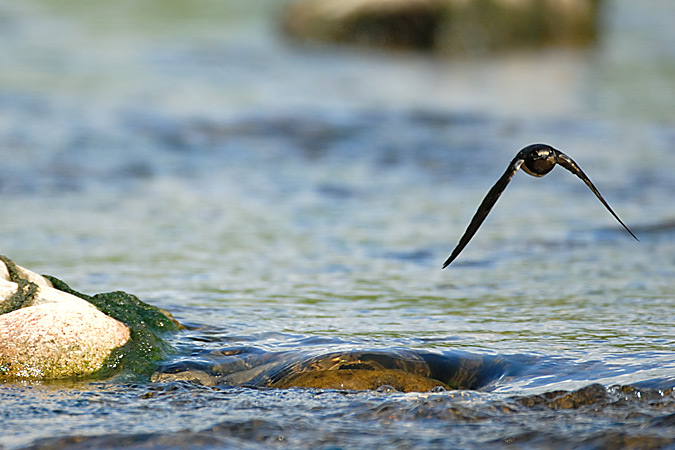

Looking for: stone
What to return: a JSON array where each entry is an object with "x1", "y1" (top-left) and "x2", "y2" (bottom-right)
[
  {"x1": 282, "y1": 0, "x2": 601, "y2": 54},
  {"x1": 0, "y1": 301, "x2": 130, "y2": 379},
  {"x1": 0, "y1": 258, "x2": 131, "y2": 380},
  {"x1": 270, "y1": 368, "x2": 450, "y2": 392},
  {"x1": 283, "y1": 0, "x2": 444, "y2": 50}
]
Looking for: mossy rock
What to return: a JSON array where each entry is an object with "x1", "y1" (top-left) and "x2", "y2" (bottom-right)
[{"x1": 2, "y1": 256, "x2": 175, "y2": 380}]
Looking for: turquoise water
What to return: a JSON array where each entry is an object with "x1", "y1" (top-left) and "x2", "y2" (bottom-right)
[{"x1": 1, "y1": 0, "x2": 674, "y2": 448}]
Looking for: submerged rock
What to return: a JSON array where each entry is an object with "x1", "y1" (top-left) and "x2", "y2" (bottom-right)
[
  {"x1": 0, "y1": 256, "x2": 179, "y2": 381},
  {"x1": 282, "y1": 0, "x2": 601, "y2": 54},
  {"x1": 153, "y1": 348, "x2": 507, "y2": 393},
  {"x1": 265, "y1": 350, "x2": 489, "y2": 392},
  {"x1": 271, "y1": 368, "x2": 449, "y2": 392}
]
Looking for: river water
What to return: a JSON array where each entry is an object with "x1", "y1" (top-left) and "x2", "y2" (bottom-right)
[{"x1": 1, "y1": 0, "x2": 674, "y2": 448}]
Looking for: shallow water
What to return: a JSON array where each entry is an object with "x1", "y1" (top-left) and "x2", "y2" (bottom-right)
[{"x1": 1, "y1": 0, "x2": 674, "y2": 448}]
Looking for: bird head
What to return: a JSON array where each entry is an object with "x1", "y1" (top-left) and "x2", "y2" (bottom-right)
[{"x1": 521, "y1": 145, "x2": 557, "y2": 177}]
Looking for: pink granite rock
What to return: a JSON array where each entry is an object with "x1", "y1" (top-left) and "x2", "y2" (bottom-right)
[{"x1": 0, "y1": 261, "x2": 131, "y2": 380}]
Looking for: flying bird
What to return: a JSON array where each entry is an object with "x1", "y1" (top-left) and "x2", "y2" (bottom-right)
[{"x1": 442, "y1": 144, "x2": 638, "y2": 268}]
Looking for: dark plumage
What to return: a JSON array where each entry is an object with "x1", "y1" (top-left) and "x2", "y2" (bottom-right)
[{"x1": 442, "y1": 144, "x2": 638, "y2": 268}]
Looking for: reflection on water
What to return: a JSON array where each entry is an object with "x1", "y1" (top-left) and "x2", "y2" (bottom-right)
[{"x1": 1, "y1": 0, "x2": 674, "y2": 448}]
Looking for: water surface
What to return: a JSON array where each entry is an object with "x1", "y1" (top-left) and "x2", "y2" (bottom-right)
[{"x1": 1, "y1": 0, "x2": 674, "y2": 448}]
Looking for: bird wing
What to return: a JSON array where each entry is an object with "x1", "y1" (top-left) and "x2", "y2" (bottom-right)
[
  {"x1": 442, "y1": 152, "x2": 526, "y2": 268},
  {"x1": 555, "y1": 151, "x2": 638, "y2": 241}
]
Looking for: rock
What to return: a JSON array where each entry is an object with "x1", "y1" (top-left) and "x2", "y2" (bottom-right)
[
  {"x1": 0, "y1": 257, "x2": 131, "y2": 380},
  {"x1": 271, "y1": 368, "x2": 450, "y2": 392},
  {"x1": 151, "y1": 348, "x2": 502, "y2": 392},
  {"x1": 151, "y1": 369, "x2": 218, "y2": 386},
  {"x1": 283, "y1": 0, "x2": 444, "y2": 50},
  {"x1": 282, "y1": 0, "x2": 601, "y2": 54},
  {"x1": 12, "y1": 263, "x2": 53, "y2": 288},
  {"x1": 0, "y1": 300, "x2": 130, "y2": 379},
  {"x1": 515, "y1": 383, "x2": 613, "y2": 410}
]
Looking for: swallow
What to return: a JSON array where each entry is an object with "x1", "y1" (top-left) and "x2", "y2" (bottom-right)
[{"x1": 442, "y1": 144, "x2": 638, "y2": 268}]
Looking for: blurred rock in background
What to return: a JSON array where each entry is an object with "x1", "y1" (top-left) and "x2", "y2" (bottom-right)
[{"x1": 282, "y1": 0, "x2": 601, "y2": 54}]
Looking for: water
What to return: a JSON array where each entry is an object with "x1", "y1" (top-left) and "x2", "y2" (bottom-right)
[{"x1": 1, "y1": 0, "x2": 674, "y2": 448}]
